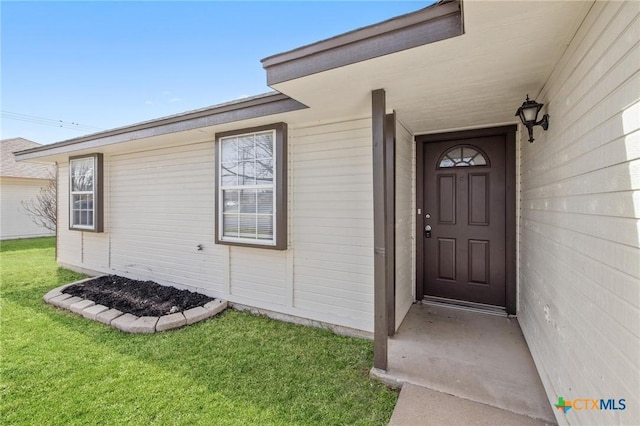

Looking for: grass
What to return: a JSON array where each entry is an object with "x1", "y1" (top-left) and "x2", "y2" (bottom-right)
[{"x1": 0, "y1": 237, "x2": 397, "y2": 425}]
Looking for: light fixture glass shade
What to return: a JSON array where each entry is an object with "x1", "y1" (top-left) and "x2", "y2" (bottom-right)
[
  {"x1": 521, "y1": 105, "x2": 539, "y2": 123},
  {"x1": 515, "y1": 95, "x2": 543, "y2": 125}
]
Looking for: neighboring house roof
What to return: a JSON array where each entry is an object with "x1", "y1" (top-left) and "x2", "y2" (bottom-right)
[{"x1": 1, "y1": 138, "x2": 55, "y2": 179}]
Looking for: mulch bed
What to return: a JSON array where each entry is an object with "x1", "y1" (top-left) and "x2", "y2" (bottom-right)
[{"x1": 63, "y1": 275, "x2": 214, "y2": 317}]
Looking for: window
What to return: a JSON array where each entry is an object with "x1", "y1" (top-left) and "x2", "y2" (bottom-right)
[
  {"x1": 215, "y1": 123, "x2": 287, "y2": 249},
  {"x1": 438, "y1": 145, "x2": 489, "y2": 168},
  {"x1": 69, "y1": 153, "x2": 103, "y2": 232}
]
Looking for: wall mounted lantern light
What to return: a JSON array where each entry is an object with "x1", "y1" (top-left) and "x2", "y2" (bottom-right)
[{"x1": 515, "y1": 95, "x2": 549, "y2": 143}]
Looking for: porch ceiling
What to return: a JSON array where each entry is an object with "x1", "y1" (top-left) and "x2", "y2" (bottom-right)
[{"x1": 269, "y1": 1, "x2": 593, "y2": 134}]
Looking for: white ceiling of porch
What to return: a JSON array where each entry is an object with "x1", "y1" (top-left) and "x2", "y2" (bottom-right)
[{"x1": 270, "y1": 1, "x2": 594, "y2": 135}]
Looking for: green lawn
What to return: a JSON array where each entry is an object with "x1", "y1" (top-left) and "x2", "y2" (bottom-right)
[{"x1": 0, "y1": 237, "x2": 397, "y2": 425}]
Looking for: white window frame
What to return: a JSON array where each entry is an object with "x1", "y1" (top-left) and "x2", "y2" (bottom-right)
[
  {"x1": 69, "y1": 153, "x2": 103, "y2": 232},
  {"x1": 215, "y1": 123, "x2": 287, "y2": 250}
]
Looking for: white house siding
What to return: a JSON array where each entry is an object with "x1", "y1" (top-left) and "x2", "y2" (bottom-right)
[
  {"x1": 55, "y1": 118, "x2": 376, "y2": 332},
  {"x1": 108, "y1": 142, "x2": 226, "y2": 293},
  {"x1": 0, "y1": 177, "x2": 55, "y2": 240},
  {"x1": 289, "y1": 118, "x2": 375, "y2": 331},
  {"x1": 229, "y1": 246, "x2": 287, "y2": 306},
  {"x1": 518, "y1": 2, "x2": 640, "y2": 425},
  {"x1": 394, "y1": 118, "x2": 415, "y2": 329}
]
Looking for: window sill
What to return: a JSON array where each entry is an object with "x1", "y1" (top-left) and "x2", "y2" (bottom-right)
[{"x1": 215, "y1": 238, "x2": 286, "y2": 250}]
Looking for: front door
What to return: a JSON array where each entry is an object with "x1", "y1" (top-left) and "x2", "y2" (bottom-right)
[{"x1": 420, "y1": 133, "x2": 507, "y2": 307}]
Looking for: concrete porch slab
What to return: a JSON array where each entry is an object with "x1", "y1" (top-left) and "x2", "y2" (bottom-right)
[
  {"x1": 379, "y1": 303, "x2": 555, "y2": 423},
  {"x1": 389, "y1": 384, "x2": 554, "y2": 426}
]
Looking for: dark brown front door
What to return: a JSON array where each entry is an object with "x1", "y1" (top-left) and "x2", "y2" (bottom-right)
[{"x1": 421, "y1": 134, "x2": 507, "y2": 307}]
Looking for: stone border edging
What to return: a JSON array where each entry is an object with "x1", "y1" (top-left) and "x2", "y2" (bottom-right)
[{"x1": 43, "y1": 278, "x2": 227, "y2": 333}]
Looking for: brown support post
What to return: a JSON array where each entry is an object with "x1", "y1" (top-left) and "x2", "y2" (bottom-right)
[
  {"x1": 385, "y1": 113, "x2": 396, "y2": 337},
  {"x1": 372, "y1": 89, "x2": 388, "y2": 371}
]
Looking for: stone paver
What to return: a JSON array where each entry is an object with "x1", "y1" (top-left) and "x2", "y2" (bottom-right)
[
  {"x1": 48, "y1": 293, "x2": 73, "y2": 308},
  {"x1": 96, "y1": 308, "x2": 124, "y2": 325},
  {"x1": 70, "y1": 299, "x2": 95, "y2": 314},
  {"x1": 43, "y1": 288, "x2": 63, "y2": 303},
  {"x1": 184, "y1": 306, "x2": 214, "y2": 325},
  {"x1": 128, "y1": 316, "x2": 158, "y2": 333},
  {"x1": 111, "y1": 313, "x2": 139, "y2": 332},
  {"x1": 156, "y1": 313, "x2": 187, "y2": 332},
  {"x1": 58, "y1": 296, "x2": 84, "y2": 310},
  {"x1": 43, "y1": 280, "x2": 227, "y2": 333},
  {"x1": 43, "y1": 282, "x2": 80, "y2": 303},
  {"x1": 82, "y1": 304, "x2": 109, "y2": 320},
  {"x1": 204, "y1": 299, "x2": 228, "y2": 316}
]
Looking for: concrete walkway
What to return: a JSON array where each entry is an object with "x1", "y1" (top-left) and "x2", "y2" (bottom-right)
[{"x1": 376, "y1": 303, "x2": 557, "y2": 425}]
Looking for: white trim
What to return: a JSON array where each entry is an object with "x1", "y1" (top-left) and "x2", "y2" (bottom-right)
[
  {"x1": 69, "y1": 156, "x2": 97, "y2": 231},
  {"x1": 217, "y1": 129, "x2": 278, "y2": 246}
]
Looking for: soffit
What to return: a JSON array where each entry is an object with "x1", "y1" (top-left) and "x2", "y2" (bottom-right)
[{"x1": 269, "y1": 1, "x2": 594, "y2": 134}]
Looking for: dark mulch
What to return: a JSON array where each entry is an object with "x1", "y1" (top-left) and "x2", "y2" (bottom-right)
[{"x1": 63, "y1": 275, "x2": 214, "y2": 317}]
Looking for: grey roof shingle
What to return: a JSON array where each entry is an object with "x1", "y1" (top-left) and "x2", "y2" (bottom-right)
[{"x1": 1, "y1": 138, "x2": 55, "y2": 179}]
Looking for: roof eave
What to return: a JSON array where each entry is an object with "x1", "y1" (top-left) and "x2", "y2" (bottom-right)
[
  {"x1": 261, "y1": 0, "x2": 463, "y2": 86},
  {"x1": 15, "y1": 92, "x2": 307, "y2": 161}
]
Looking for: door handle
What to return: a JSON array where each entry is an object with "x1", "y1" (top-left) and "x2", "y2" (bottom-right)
[{"x1": 425, "y1": 224, "x2": 432, "y2": 238}]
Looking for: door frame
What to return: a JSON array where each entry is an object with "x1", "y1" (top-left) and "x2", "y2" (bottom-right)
[{"x1": 415, "y1": 125, "x2": 517, "y2": 315}]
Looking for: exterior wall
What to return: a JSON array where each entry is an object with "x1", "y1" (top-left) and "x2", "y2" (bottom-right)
[
  {"x1": 0, "y1": 177, "x2": 55, "y2": 240},
  {"x1": 56, "y1": 117, "x2": 375, "y2": 332},
  {"x1": 108, "y1": 142, "x2": 223, "y2": 292},
  {"x1": 395, "y1": 118, "x2": 415, "y2": 329},
  {"x1": 518, "y1": 2, "x2": 640, "y2": 425},
  {"x1": 290, "y1": 118, "x2": 374, "y2": 331}
]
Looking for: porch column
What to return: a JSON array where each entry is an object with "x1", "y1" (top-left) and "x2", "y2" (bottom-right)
[
  {"x1": 385, "y1": 113, "x2": 396, "y2": 337},
  {"x1": 372, "y1": 89, "x2": 388, "y2": 370}
]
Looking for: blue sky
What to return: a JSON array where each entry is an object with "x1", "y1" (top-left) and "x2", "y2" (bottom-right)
[{"x1": 1, "y1": 1, "x2": 427, "y2": 145}]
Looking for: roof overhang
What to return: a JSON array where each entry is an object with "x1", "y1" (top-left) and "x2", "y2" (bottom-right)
[
  {"x1": 262, "y1": 0, "x2": 463, "y2": 85},
  {"x1": 15, "y1": 92, "x2": 306, "y2": 162}
]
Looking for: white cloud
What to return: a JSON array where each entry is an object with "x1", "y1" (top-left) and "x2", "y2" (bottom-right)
[
  {"x1": 145, "y1": 100, "x2": 153, "y2": 105},
  {"x1": 168, "y1": 98, "x2": 182, "y2": 103}
]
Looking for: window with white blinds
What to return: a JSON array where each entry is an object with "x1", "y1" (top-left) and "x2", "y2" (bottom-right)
[
  {"x1": 69, "y1": 153, "x2": 103, "y2": 232},
  {"x1": 216, "y1": 123, "x2": 287, "y2": 249}
]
